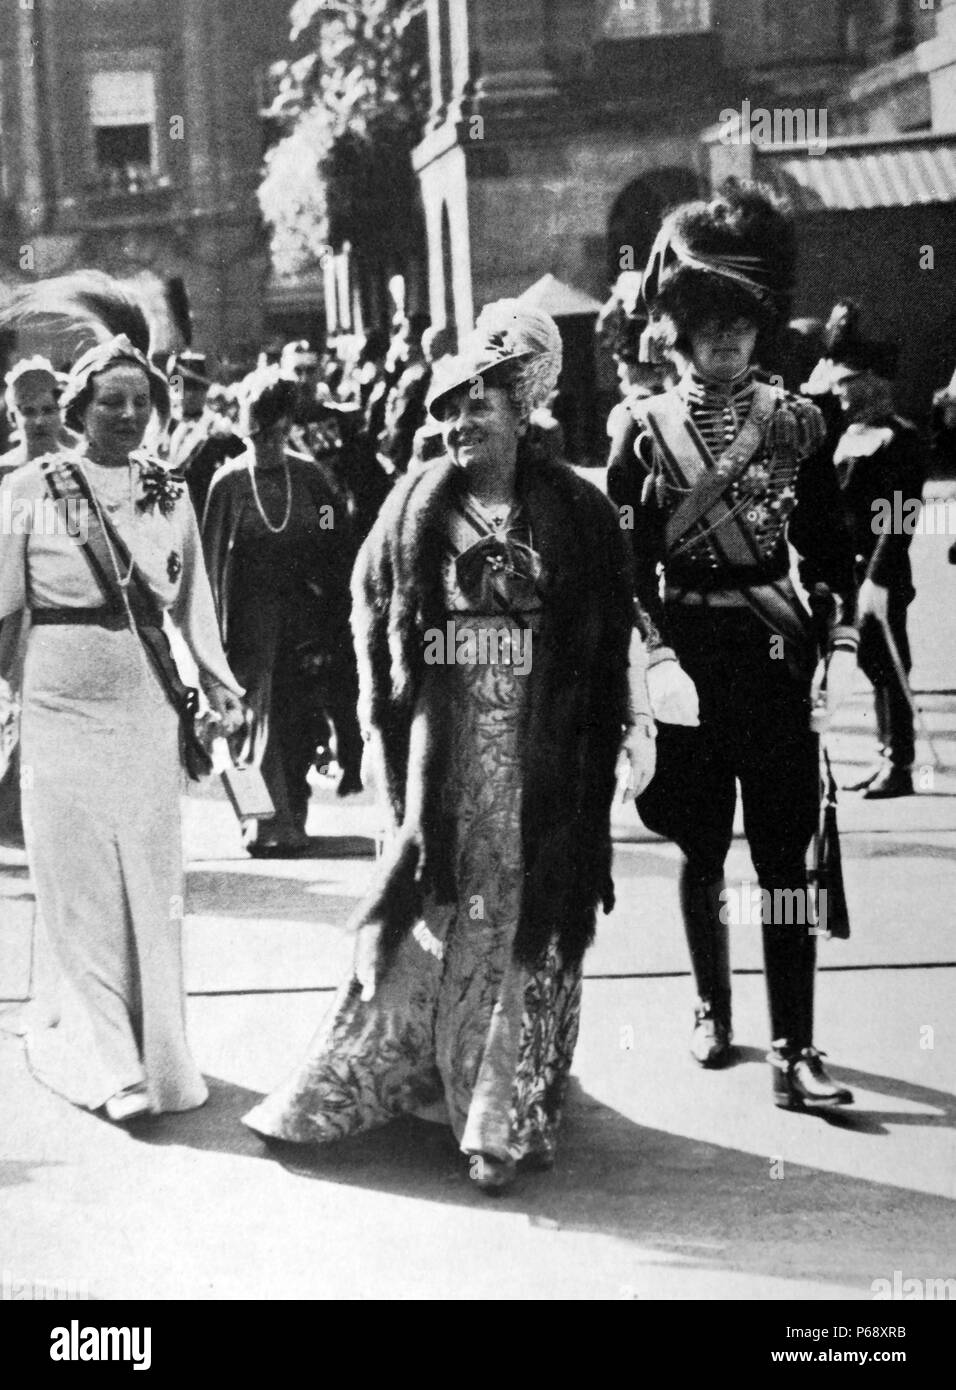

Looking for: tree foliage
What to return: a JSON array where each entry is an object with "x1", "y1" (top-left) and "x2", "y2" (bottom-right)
[{"x1": 259, "y1": 0, "x2": 429, "y2": 277}]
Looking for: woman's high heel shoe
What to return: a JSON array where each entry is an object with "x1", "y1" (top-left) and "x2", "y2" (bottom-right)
[{"x1": 104, "y1": 1084, "x2": 153, "y2": 1124}]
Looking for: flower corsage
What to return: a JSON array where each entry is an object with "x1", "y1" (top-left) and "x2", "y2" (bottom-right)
[{"x1": 137, "y1": 461, "x2": 185, "y2": 517}]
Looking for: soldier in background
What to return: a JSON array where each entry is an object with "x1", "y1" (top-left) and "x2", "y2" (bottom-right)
[{"x1": 164, "y1": 351, "x2": 245, "y2": 520}]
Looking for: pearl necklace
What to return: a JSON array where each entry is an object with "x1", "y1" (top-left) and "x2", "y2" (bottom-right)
[
  {"x1": 248, "y1": 450, "x2": 292, "y2": 534},
  {"x1": 79, "y1": 458, "x2": 136, "y2": 589}
]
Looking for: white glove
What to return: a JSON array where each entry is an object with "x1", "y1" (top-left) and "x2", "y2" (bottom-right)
[
  {"x1": 647, "y1": 659, "x2": 700, "y2": 726},
  {"x1": 857, "y1": 578, "x2": 889, "y2": 624}
]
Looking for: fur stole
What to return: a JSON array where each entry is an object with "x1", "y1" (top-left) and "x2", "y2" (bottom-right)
[{"x1": 350, "y1": 452, "x2": 634, "y2": 973}]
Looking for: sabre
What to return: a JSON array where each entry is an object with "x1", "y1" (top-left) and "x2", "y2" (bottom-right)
[{"x1": 877, "y1": 612, "x2": 945, "y2": 771}]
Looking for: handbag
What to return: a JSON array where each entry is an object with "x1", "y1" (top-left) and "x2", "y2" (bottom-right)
[
  {"x1": 43, "y1": 458, "x2": 214, "y2": 782},
  {"x1": 214, "y1": 739, "x2": 276, "y2": 821},
  {"x1": 808, "y1": 746, "x2": 851, "y2": 940}
]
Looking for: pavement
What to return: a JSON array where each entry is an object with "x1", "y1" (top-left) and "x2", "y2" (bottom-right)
[{"x1": 1, "y1": 526, "x2": 955, "y2": 1301}]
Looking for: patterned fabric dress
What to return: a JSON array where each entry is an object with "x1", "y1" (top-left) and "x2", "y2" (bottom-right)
[{"x1": 244, "y1": 495, "x2": 582, "y2": 1164}]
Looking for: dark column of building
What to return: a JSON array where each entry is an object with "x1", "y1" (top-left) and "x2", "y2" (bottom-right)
[{"x1": 15, "y1": 1, "x2": 48, "y2": 233}]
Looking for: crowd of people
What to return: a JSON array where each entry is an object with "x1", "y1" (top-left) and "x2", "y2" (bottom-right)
[{"x1": 0, "y1": 182, "x2": 951, "y2": 1190}]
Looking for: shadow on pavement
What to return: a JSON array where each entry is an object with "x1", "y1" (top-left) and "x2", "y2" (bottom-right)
[
  {"x1": 124, "y1": 1069, "x2": 956, "y2": 1292},
  {"x1": 186, "y1": 869, "x2": 361, "y2": 924}
]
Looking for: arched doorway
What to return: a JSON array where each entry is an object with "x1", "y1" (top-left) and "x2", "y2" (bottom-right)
[{"x1": 606, "y1": 167, "x2": 701, "y2": 287}]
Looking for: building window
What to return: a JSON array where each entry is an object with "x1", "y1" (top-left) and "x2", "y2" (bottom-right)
[
  {"x1": 600, "y1": 0, "x2": 712, "y2": 40},
  {"x1": 88, "y1": 69, "x2": 158, "y2": 192}
]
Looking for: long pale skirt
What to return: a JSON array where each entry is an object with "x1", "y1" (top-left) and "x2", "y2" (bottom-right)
[
  {"x1": 15, "y1": 623, "x2": 206, "y2": 1113},
  {"x1": 244, "y1": 615, "x2": 581, "y2": 1164}
]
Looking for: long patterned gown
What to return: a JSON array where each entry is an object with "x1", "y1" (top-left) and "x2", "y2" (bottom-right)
[
  {"x1": 0, "y1": 451, "x2": 241, "y2": 1113},
  {"x1": 244, "y1": 494, "x2": 581, "y2": 1164}
]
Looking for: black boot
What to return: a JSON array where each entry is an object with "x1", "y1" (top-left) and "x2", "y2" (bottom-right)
[
  {"x1": 764, "y1": 908, "x2": 853, "y2": 1108},
  {"x1": 679, "y1": 867, "x2": 733, "y2": 1068},
  {"x1": 863, "y1": 764, "x2": 914, "y2": 799},
  {"x1": 770, "y1": 1045, "x2": 854, "y2": 1110}
]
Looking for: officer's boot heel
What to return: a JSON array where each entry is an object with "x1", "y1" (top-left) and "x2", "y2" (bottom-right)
[
  {"x1": 770, "y1": 1045, "x2": 854, "y2": 1110},
  {"x1": 680, "y1": 868, "x2": 734, "y2": 1068}
]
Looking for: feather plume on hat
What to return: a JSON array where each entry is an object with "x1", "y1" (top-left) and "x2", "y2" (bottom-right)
[
  {"x1": 428, "y1": 299, "x2": 563, "y2": 422},
  {"x1": 0, "y1": 269, "x2": 152, "y2": 355},
  {"x1": 0, "y1": 270, "x2": 169, "y2": 427}
]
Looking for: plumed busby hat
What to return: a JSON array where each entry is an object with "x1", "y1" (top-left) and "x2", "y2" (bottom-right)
[
  {"x1": 642, "y1": 181, "x2": 797, "y2": 336},
  {"x1": 427, "y1": 300, "x2": 562, "y2": 423}
]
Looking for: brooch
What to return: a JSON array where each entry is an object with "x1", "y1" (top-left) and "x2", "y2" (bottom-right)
[
  {"x1": 137, "y1": 464, "x2": 185, "y2": 517},
  {"x1": 167, "y1": 551, "x2": 183, "y2": 582}
]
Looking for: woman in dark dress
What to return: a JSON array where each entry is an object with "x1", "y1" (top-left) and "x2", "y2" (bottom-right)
[{"x1": 202, "y1": 371, "x2": 362, "y2": 856}]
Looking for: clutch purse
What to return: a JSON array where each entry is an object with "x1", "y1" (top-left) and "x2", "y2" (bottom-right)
[{"x1": 215, "y1": 739, "x2": 275, "y2": 822}]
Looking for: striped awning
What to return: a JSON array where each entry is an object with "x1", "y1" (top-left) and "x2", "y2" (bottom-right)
[{"x1": 759, "y1": 138, "x2": 956, "y2": 211}]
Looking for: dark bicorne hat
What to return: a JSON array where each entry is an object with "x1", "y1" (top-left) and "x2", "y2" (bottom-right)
[
  {"x1": 823, "y1": 300, "x2": 899, "y2": 382},
  {"x1": 166, "y1": 350, "x2": 211, "y2": 387},
  {"x1": 642, "y1": 181, "x2": 797, "y2": 333}
]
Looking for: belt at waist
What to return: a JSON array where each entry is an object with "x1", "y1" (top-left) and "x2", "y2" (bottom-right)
[{"x1": 31, "y1": 606, "x2": 129, "y2": 630}]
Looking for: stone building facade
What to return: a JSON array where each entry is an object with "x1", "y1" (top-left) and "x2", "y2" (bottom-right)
[
  {"x1": 0, "y1": 0, "x2": 302, "y2": 372},
  {"x1": 413, "y1": 0, "x2": 954, "y2": 431}
]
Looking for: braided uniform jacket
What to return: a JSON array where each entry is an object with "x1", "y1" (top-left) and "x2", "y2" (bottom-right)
[{"x1": 607, "y1": 369, "x2": 858, "y2": 656}]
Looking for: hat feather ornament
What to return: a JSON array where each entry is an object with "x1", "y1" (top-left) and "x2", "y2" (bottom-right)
[
  {"x1": 455, "y1": 299, "x2": 563, "y2": 420},
  {"x1": 0, "y1": 270, "x2": 169, "y2": 424}
]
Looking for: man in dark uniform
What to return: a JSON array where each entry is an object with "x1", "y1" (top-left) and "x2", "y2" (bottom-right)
[
  {"x1": 825, "y1": 311, "x2": 925, "y2": 797},
  {"x1": 609, "y1": 183, "x2": 860, "y2": 1111},
  {"x1": 164, "y1": 351, "x2": 245, "y2": 520}
]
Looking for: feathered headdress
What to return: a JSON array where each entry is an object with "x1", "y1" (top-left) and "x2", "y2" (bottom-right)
[
  {"x1": 427, "y1": 299, "x2": 563, "y2": 422},
  {"x1": 0, "y1": 270, "x2": 169, "y2": 427},
  {"x1": 642, "y1": 182, "x2": 797, "y2": 332}
]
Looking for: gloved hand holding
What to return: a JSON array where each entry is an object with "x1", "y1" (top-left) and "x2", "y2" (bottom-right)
[
  {"x1": 647, "y1": 659, "x2": 700, "y2": 726},
  {"x1": 857, "y1": 578, "x2": 889, "y2": 624}
]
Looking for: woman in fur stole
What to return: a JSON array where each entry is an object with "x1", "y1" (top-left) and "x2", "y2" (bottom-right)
[{"x1": 244, "y1": 302, "x2": 658, "y2": 1191}]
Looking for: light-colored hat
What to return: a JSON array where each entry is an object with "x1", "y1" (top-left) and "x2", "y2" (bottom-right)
[
  {"x1": 61, "y1": 334, "x2": 171, "y2": 429},
  {"x1": 4, "y1": 355, "x2": 62, "y2": 394},
  {"x1": 427, "y1": 300, "x2": 562, "y2": 422}
]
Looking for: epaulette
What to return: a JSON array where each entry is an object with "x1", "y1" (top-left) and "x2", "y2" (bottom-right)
[{"x1": 767, "y1": 389, "x2": 826, "y2": 461}]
